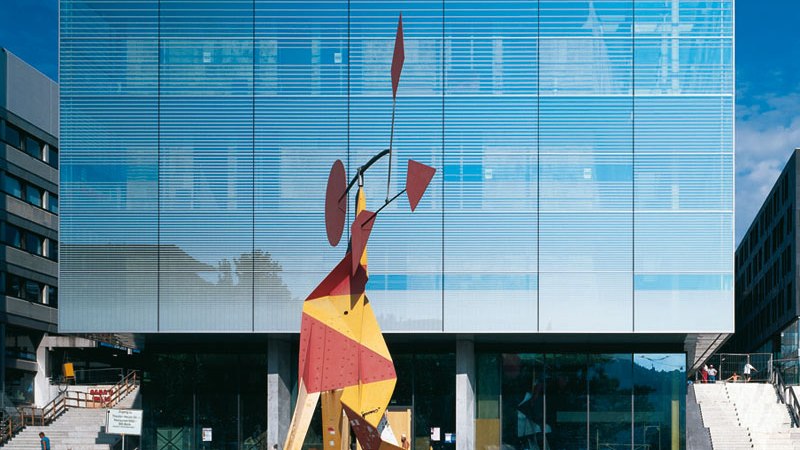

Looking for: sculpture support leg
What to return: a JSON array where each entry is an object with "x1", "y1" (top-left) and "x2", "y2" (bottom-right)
[
  {"x1": 321, "y1": 390, "x2": 346, "y2": 450},
  {"x1": 283, "y1": 381, "x2": 321, "y2": 450}
]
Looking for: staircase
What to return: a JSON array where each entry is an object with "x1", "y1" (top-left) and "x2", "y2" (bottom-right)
[
  {"x1": 1, "y1": 391, "x2": 138, "y2": 450},
  {"x1": 695, "y1": 382, "x2": 800, "y2": 449},
  {"x1": 0, "y1": 372, "x2": 140, "y2": 450}
]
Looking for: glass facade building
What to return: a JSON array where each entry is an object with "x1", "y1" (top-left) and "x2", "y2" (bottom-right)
[{"x1": 60, "y1": 1, "x2": 733, "y2": 449}]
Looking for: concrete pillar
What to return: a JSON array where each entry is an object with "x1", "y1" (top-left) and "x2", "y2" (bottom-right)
[
  {"x1": 34, "y1": 333, "x2": 49, "y2": 407},
  {"x1": 268, "y1": 337, "x2": 292, "y2": 449},
  {"x1": 456, "y1": 338, "x2": 475, "y2": 450}
]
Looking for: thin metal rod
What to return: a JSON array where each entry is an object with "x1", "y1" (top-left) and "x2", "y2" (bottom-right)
[
  {"x1": 358, "y1": 189, "x2": 407, "y2": 230},
  {"x1": 386, "y1": 97, "x2": 397, "y2": 202},
  {"x1": 375, "y1": 188, "x2": 406, "y2": 216},
  {"x1": 340, "y1": 148, "x2": 391, "y2": 201}
]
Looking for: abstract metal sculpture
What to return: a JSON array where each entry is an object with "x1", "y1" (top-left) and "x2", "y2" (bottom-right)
[{"x1": 283, "y1": 13, "x2": 436, "y2": 450}]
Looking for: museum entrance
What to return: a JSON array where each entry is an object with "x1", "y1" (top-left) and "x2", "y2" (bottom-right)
[{"x1": 140, "y1": 350, "x2": 268, "y2": 450}]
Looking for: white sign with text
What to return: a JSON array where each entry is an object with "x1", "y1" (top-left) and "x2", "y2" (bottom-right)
[{"x1": 106, "y1": 409, "x2": 143, "y2": 435}]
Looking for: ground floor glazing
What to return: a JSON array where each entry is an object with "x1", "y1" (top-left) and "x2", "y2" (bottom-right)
[{"x1": 136, "y1": 339, "x2": 685, "y2": 450}]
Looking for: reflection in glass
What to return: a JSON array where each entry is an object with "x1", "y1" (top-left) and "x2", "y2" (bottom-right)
[
  {"x1": 413, "y1": 353, "x2": 455, "y2": 450},
  {"x1": 502, "y1": 354, "x2": 545, "y2": 450},
  {"x1": 589, "y1": 354, "x2": 632, "y2": 449},
  {"x1": 545, "y1": 354, "x2": 587, "y2": 450},
  {"x1": 634, "y1": 354, "x2": 686, "y2": 450}
]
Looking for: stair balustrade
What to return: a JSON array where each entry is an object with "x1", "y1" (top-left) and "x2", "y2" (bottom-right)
[{"x1": 0, "y1": 370, "x2": 140, "y2": 446}]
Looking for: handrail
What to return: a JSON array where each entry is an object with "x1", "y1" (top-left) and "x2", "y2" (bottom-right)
[
  {"x1": 772, "y1": 369, "x2": 800, "y2": 427},
  {"x1": 0, "y1": 410, "x2": 25, "y2": 446},
  {"x1": 0, "y1": 370, "x2": 140, "y2": 446}
]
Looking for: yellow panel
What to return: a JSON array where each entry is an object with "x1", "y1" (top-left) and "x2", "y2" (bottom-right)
[
  {"x1": 303, "y1": 294, "x2": 367, "y2": 341},
  {"x1": 321, "y1": 390, "x2": 345, "y2": 450},
  {"x1": 358, "y1": 301, "x2": 393, "y2": 361},
  {"x1": 357, "y1": 188, "x2": 368, "y2": 268},
  {"x1": 63, "y1": 363, "x2": 75, "y2": 378},
  {"x1": 475, "y1": 418, "x2": 501, "y2": 450},
  {"x1": 386, "y1": 407, "x2": 412, "y2": 449},
  {"x1": 341, "y1": 378, "x2": 397, "y2": 428}
]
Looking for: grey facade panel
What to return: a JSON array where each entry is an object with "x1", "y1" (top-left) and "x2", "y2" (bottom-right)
[
  {"x1": 1, "y1": 50, "x2": 59, "y2": 138},
  {"x1": 4, "y1": 195, "x2": 58, "y2": 232},
  {"x1": 4, "y1": 145, "x2": 58, "y2": 189},
  {"x1": 4, "y1": 247, "x2": 58, "y2": 279},
  {"x1": 3, "y1": 296, "x2": 57, "y2": 326}
]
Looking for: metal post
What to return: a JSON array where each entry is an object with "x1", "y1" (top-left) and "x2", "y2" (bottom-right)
[{"x1": 386, "y1": 97, "x2": 396, "y2": 203}]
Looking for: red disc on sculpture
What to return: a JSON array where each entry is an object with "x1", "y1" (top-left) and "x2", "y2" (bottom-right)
[{"x1": 325, "y1": 159, "x2": 347, "y2": 247}]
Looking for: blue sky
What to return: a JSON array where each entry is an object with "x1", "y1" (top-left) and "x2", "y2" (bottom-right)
[{"x1": 1, "y1": 0, "x2": 798, "y2": 244}]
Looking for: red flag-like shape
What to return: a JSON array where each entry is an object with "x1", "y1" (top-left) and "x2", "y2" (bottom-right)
[
  {"x1": 391, "y1": 13, "x2": 404, "y2": 99},
  {"x1": 405, "y1": 159, "x2": 436, "y2": 212}
]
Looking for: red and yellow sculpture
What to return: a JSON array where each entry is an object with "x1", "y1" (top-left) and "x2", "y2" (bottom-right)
[{"x1": 283, "y1": 13, "x2": 436, "y2": 450}]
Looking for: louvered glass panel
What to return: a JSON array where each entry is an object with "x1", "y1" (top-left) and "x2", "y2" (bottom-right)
[
  {"x1": 539, "y1": 97, "x2": 633, "y2": 331},
  {"x1": 157, "y1": 1, "x2": 254, "y2": 331},
  {"x1": 633, "y1": 0, "x2": 734, "y2": 333},
  {"x1": 253, "y1": 1, "x2": 348, "y2": 331},
  {"x1": 350, "y1": 0, "x2": 444, "y2": 332},
  {"x1": 443, "y1": 1, "x2": 538, "y2": 332},
  {"x1": 60, "y1": 1, "x2": 159, "y2": 332}
]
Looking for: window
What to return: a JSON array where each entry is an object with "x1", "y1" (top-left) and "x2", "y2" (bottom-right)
[
  {"x1": 48, "y1": 239, "x2": 58, "y2": 261},
  {"x1": 4, "y1": 124, "x2": 21, "y2": 149},
  {"x1": 4, "y1": 225, "x2": 21, "y2": 248},
  {"x1": 24, "y1": 233, "x2": 42, "y2": 256},
  {"x1": 2, "y1": 174, "x2": 56, "y2": 212},
  {"x1": 47, "y1": 146, "x2": 58, "y2": 169},
  {"x1": 24, "y1": 136, "x2": 42, "y2": 159},
  {"x1": 47, "y1": 193, "x2": 58, "y2": 214},
  {"x1": 47, "y1": 286, "x2": 57, "y2": 307},
  {"x1": 4, "y1": 223, "x2": 51, "y2": 259},
  {"x1": 4, "y1": 174, "x2": 22, "y2": 198},
  {"x1": 24, "y1": 184, "x2": 42, "y2": 207},
  {"x1": 5, "y1": 273, "x2": 22, "y2": 299},
  {"x1": 2, "y1": 273, "x2": 47, "y2": 304},
  {"x1": 23, "y1": 280, "x2": 41, "y2": 303}
]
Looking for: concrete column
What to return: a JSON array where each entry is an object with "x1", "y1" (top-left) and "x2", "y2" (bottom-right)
[
  {"x1": 456, "y1": 338, "x2": 475, "y2": 450},
  {"x1": 268, "y1": 337, "x2": 292, "y2": 449},
  {"x1": 34, "y1": 333, "x2": 49, "y2": 407}
]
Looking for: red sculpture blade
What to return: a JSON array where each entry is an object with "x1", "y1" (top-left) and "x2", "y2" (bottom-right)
[
  {"x1": 351, "y1": 210, "x2": 376, "y2": 275},
  {"x1": 405, "y1": 159, "x2": 436, "y2": 211},
  {"x1": 325, "y1": 159, "x2": 347, "y2": 246},
  {"x1": 391, "y1": 13, "x2": 404, "y2": 99}
]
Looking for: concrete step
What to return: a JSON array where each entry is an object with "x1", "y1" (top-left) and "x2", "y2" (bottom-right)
[{"x1": 2, "y1": 387, "x2": 140, "y2": 450}]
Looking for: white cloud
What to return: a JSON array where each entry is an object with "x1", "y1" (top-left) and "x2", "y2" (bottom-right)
[{"x1": 736, "y1": 92, "x2": 800, "y2": 244}]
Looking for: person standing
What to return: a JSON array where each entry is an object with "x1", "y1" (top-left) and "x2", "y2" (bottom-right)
[
  {"x1": 707, "y1": 365, "x2": 718, "y2": 383},
  {"x1": 701, "y1": 364, "x2": 709, "y2": 383},
  {"x1": 743, "y1": 361, "x2": 758, "y2": 382},
  {"x1": 39, "y1": 432, "x2": 50, "y2": 450}
]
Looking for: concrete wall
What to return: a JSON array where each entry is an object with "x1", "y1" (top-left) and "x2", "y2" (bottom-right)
[{"x1": 0, "y1": 49, "x2": 58, "y2": 137}]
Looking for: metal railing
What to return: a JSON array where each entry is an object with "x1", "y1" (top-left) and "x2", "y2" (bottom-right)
[
  {"x1": 703, "y1": 353, "x2": 772, "y2": 383},
  {"x1": 0, "y1": 411, "x2": 25, "y2": 446},
  {"x1": 772, "y1": 368, "x2": 800, "y2": 427},
  {"x1": 0, "y1": 370, "x2": 139, "y2": 446}
]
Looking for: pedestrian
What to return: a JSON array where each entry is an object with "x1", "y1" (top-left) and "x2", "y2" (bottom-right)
[
  {"x1": 401, "y1": 434, "x2": 410, "y2": 450},
  {"x1": 743, "y1": 360, "x2": 758, "y2": 382},
  {"x1": 725, "y1": 372, "x2": 741, "y2": 383},
  {"x1": 39, "y1": 432, "x2": 50, "y2": 450},
  {"x1": 707, "y1": 365, "x2": 718, "y2": 383},
  {"x1": 701, "y1": 364, "x2": 709, "y2": 383}
]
